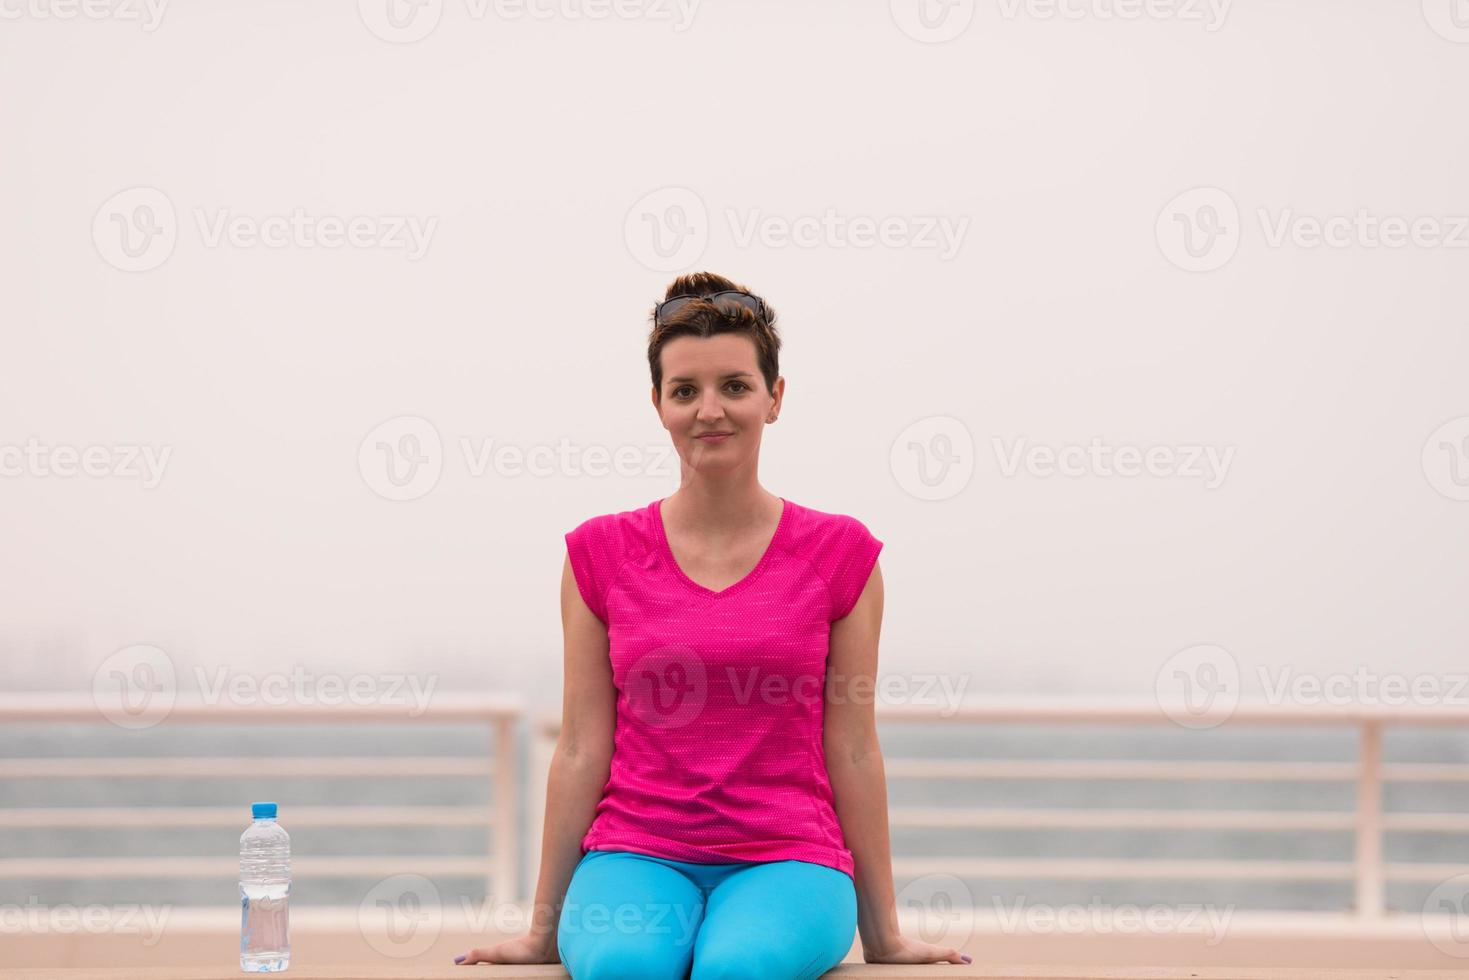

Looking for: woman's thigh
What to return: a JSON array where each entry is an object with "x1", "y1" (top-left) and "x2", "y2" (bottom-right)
[
  {"x1": 691, "y1": 860, "x2": 857, "y2": 980},
  {"x1": 557, "y1": 850, "x2": 706, "y2": 980}
]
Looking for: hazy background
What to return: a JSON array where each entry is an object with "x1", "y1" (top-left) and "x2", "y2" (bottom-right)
[
  {"x1": 4, "y1": 0, "x2": 1469, "y2": 939},
  {"x1": 3, "y1": 2, "x2": 1467, "y2": 723}
]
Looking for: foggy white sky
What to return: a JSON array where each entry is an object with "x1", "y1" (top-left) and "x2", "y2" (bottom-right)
[{"x1": 3, "y1": 0, "x2": 1467, "y2": 717}]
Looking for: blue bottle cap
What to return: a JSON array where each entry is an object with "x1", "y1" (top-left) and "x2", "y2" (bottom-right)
[{"x1": 251, "y1": 802, "x2": 277, "y2": 819}]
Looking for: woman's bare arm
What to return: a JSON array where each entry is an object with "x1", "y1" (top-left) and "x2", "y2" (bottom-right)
[
  {"x1": 457, "y1": 554, "x2": 616, "y2": 965},
  {"x1": 824, "y1": 561, "x2": 903, "y2": 957},
  {"x1": 528, "y1": 553, "x2": 617, "y2": 947},
  {"x1": 825, "y1": 562, "x2": 969, "y2": 966}
]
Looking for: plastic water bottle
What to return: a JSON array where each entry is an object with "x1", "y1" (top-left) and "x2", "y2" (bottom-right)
[{"x1": 240, "y1": 801, "x2": 290, "y2": 972}]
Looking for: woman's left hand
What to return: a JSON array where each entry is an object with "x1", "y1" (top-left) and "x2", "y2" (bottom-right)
[{"x1": 862, "y1": 934, "x2": 972, "y2": 965}]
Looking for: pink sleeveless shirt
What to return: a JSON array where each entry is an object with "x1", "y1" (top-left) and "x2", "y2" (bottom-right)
[{"x1": 564, "y1": 496, "x2": 883, "y2": 878}]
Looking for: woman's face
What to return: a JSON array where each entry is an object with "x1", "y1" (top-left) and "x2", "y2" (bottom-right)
[{"x1": 653, "y1": 334, "x2": 783, "y2": 473}]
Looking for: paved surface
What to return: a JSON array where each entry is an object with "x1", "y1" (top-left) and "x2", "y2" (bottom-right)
[{"x1": 1, "y1": 967, "x2": 1461, "y2": 979}]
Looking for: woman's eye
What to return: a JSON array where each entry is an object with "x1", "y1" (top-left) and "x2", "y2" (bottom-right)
[{"x1": 672, "y1": 382, "x2": 748, "y2": 398}]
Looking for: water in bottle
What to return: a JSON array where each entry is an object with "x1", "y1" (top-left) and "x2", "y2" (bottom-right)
[{"x1": 240, "y1": 801, "x2": 290, "y2": 972}]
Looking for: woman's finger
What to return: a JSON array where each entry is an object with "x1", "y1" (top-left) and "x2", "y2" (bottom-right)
[{"x1": 930, "y1": 945, "x2": 969, "y2": 964}]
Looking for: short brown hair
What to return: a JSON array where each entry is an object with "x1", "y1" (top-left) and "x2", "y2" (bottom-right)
[{"x1": 647, "y1": 271, "x2": 781, "y2": 400}]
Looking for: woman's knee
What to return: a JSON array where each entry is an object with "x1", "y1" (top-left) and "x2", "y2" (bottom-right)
[
  {"x1": 571, "y1": 944, "x2": 690, "y2": 980},
  {"x1": 692, "y1": 942, "x2": 819, "y2": 980},
  {"x1": 559, "y1": 904, "x2": 700, "y2": 980}
]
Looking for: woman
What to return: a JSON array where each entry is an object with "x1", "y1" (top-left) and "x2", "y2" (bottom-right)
[{"x1": 455, "y1": 272, "x2": 970, "y2": 977}]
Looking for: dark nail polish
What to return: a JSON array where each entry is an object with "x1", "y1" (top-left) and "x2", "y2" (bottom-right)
[{"x1": 454, "y1": 954, "x2": 466, "y2": 964}]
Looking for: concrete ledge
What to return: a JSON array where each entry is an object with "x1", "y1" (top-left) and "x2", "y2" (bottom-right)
[
  {"x1": 1, "y1": 967, "x2": 1463, "y2": 979},
  {"x1": 9, "y1": 907, "x2": 1467, "y2": 972}
]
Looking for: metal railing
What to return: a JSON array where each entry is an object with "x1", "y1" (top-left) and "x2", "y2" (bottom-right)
[
  {"x1": 5, "y1": 693, "x2": 1469, "y2": 921},
  {"x1": 534, "y1": 698, "x2": 1469, "y2": 920},
  {"x1": 0, "y1": 692, "x2": 522, "y2": 903}
]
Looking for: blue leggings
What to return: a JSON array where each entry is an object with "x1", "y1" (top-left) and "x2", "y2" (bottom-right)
[{"x1": 556, "y1": 848, "x2": 857, "y2": 980}]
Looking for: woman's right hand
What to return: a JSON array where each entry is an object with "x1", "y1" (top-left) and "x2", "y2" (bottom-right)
[{"x1": 454, "y1": 934, "x2": 560, "y2": 966}]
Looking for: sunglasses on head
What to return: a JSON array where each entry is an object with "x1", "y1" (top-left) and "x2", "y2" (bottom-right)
[{"x1": 653, "y1": 289, "x2": 769, "y2": 326}]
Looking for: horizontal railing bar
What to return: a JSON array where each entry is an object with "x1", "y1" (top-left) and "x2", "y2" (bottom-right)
[
  {"x1": 1383, "y1": 813, "x2": 1469, "y2": 832},
  {"x1": 1382, "y1": 862, "x2": 1469, "y2": 882},
  {"x1": 0, "y1": 692, "x2": 523, "y2": 723},
  {"x1": 891, "y1": 807, "x2": 1359, "y2": 831},
  {"x1": 891, "y1": 807, "x2": 1469, "y2": 834},
  {"x1": 6, "y1": 804, "x2": 1456, "y2": 835},
  {"x1": 878, "y1": 700, "x2": 1469, "y2": 726},
  {"x1": 884, "y1": 759, "x2": 1469, "y2": 782},
  {"x1": 869, "y1": 702, "x2": 1469, "y2": 725},
  {"x1": 0, "y1": 757, "x2": 492, "y2": 779},
  {"x1": 537, "y1": 700, "x2": 1469, "y2": 732},
  {"x1": 891, "y1": 857, "x2": 1357, "y2": 881},
  {"x1": 0, "y1": 806, "x2": 489, "y2": 828},
  {"x1": 12, "y1": 855, "x2": 1455, "y2": 885},
  {"x1": 1379, "y1": 763, "x2": 1469, "y2": 783},
  {"x1": 11, "y1": 756, "x2": 1462, "y2": 784},
  {"x1": 884, "y1": 759, "x2": 1359, "y2": 781},
  {"x1": 890, "y1": 857, "x2": 1469, "y2": 882},
  {"x1": 0, "y1": 856, "x2": 494, "y2": 879}
]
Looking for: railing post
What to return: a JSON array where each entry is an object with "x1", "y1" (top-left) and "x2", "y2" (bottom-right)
[
  {"x1": 1354, "y1": 719, "x2": 1384, "y2": 918},
  {"x1": 493, "y1": 712, "x2": 518, "y2": 909},
  {"x1": 528, "y1": 717, "x2": 552, "y2": 908}
]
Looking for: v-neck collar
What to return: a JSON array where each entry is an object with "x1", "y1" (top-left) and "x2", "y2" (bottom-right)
[{"x1": 652, "y1": 496, "x2": 790, "y2": 599}]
